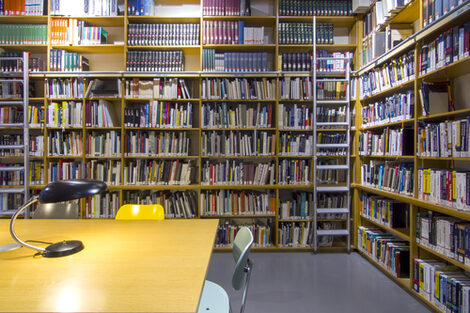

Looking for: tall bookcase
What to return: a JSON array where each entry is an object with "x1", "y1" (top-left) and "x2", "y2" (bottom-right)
[{"x1": 0, "y1": 0, "x2": 357, "y2": 251}]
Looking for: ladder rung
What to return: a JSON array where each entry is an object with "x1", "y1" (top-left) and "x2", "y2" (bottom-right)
[
  {"x1": 0, "y1": 145, "x2": 23, "y2": 150},
  {"x1": 316, "y1": 122, "x2": 349, "y2": 126},
  {"x1": 317, "y1": 186, "x2": 349, "y2": 192},
  {"x1": 0, "y1": 188, "x2": 25, "y2": 194},
  {"x1": 316, "y1": 144, "x2": 349, "y2": 148},
  {"x1": 317, "y1": 229, "x2": 349, "y2": 236},
  {"x1": 0, "y1": 123, "x2": 23, "y2": 128},
  {"x1": 0, "y1": 101, "x2": 23, "y2": 106},
  {"x1": 0, "y1": 79, "x2": 23, "y2": 82},
  {"x1": 316, "y1": 208, "x2": 349, "y2": 214},
  {"x1": 317, "y1": 100, "x2": 349, "y2": 104},
  {"x1": 0, "y1": 57, "x2": 23, "y2": 60},
  {"x1": 316, "y1": 165, "x2": 349, "y2": 170},
  {"x1": 0, "y1": 166, "x2": 24, "y2": 172}
]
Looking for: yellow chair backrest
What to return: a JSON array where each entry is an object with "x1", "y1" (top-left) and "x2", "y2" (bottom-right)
[{"x1": 115, "y1": 204, "x2": 165, "y2": 220}]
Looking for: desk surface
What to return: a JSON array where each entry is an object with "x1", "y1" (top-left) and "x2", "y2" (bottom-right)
[{"x1": 0, "y1": 219, "x2": 219, "y2": 313}]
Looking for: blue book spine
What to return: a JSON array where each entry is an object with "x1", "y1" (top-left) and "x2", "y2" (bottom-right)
[
  {"x1": 435, "y1": 0, "x2": 443, "y2": 20},
  {"x1": 239, "y1": 21, "x2": 244, "y2": 44}
]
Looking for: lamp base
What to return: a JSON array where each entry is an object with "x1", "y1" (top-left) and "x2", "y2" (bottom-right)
[{"x1": 43, "y1": 240, "x2": 84, "y2": 258}]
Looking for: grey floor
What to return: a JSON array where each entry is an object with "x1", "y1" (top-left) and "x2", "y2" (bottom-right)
[{"x1": 206, "y1": 252, "x2": 432, "y2": 313}]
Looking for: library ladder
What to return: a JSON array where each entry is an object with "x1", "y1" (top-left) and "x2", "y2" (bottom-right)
[
  {"x1": 312, "y1": 19, "x2": 351, "y2": 252},
  {"x1": 0, "y1": 52, "x2": 30, "y2": 217}
]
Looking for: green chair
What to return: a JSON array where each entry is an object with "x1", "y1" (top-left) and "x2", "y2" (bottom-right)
[{"x1": 197, "y1": 227, "x2": 254, "y2": 313}]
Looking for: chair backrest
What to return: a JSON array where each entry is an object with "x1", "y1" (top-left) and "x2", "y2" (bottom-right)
[
  {"x1": 231, "y1": 227, "x2": 254, "y2": 290},
  {"x1": 115, "y1": 204, "x2": 165, "y2": 220},
  {"x1": 32, "y1": 202, "x2": 80, "y2": 219}
]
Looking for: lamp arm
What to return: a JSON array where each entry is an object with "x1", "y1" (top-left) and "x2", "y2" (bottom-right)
[{"x1": 9, "y1": 196, "x2": 45, "y2": 252}]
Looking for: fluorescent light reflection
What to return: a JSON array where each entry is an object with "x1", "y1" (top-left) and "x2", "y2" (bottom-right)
[{"x1": 56, "y1": 286, "x2": 79, "y2": 312}]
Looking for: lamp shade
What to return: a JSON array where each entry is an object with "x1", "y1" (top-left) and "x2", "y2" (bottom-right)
[{"x1": 39, "y1": 180, "x2": 107, "y2": 203}]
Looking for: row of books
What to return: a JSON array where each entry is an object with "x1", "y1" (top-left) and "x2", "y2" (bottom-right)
[
  {"x1": 0, "y1": 164, "x2": 24, "y2": 186},
  {"x1": 47, "y1": 131, "x2": 82, "y2": 156},
  {"x1": 279, "y1": 133, "x2": 313, "y2": 156},
  {"x1": 202, "y1": 50, "x2": 269, "y2": 72},
  {"x1": 201, "y1": 130, "x2": 276, "y2": 156},
  {"x1": 124, "y1": 101, "x2": 193, "y2": 128},
  {"x1": 29, "y1": 105, "x2": 44, "y2": 127},
  {"x1": 417, "y1": 119, "x2": 470, "y2": 157},
  {"x1": 278, "y1": 159, "x2": 311, "y2": 185},
  {"x1": 281, "y1": 52, "x2": 313, "y2": 72},
  {"x1": 51, "y1": 0, "x2": 119, "y2": 16},
  {"x1": 279, "y1": 77, "x2": 313, "y2": 100},
  {"x1": 0, "y1": 194, "x2": 23, "y2": 212},
  {"x1": 358, "y1": 128, "x2": 413, "y2": 156},
  {"x1": 423, "y1": 0, "x2": 470, "y2": 27},
  {"x1": 125, "y1": 78, "x2": 192, "y2": 99},
  {"x1": 0, "y1": 79, "x2": 25, "y2": 100},
  {"x1": 0, "y1": 52, "x2": 43, "y2": 72},
  {"x1": 202, "y1": 0, "x2": 251, "y2": 16},
  {"x1": 84, "y1": 160, "x2": 121, "y2": 185},
  {"x1": 279, "y1": 192, "x2": 313, "y2": 219},
  {"x1": 30, "y1": 135, "x2": 44, "y2": 156},
  {"x1": 419, "y1": 81, "x2": 453, "y2": 117},
  {"x1": 85, "y1": 131, "x2": 121, "y2": 156},
  {"x1": 359, "y1": 50, "x2": 415, "y2": 98},
  {"x1": 126, "y1": 50, "x2": 184, "y2": 72},
  {"x1": 418, "y1": 168, "x2": 470, "y2": 211},
  {"x1": 358, "y1": 226, "x2": 410, "y2": 278},
  {"x1": 0, "y1": 135, "x2": 22, "y2": 157},
  {"x1": 279, "y1": 0, "x2": 353, "y2": 16},
  {"x1": 317, "y1": 160, "x2": 346, "y2": 184},
  {"x1": 203, "y1": 21, "x2": 265, "y2": 45},
  {"x1": 123, "y1": 159, "x2": 194, "y2": 186},
  {"x1": 47, "y1": 78, "x2": 84, "y2": 98},
  {"x1": 0, "y1": 0, "x2": 45, "y2": 16},
  {"x1": 47, "y1": 101, "x2": 82, "y2": 127},
  {"x1": 200, "y1": 190, "x2": 275, "y2": 216},
  {"x1": 317, "y1": 81, "x2": 347, "y2": 100},
  {"x1": 413, "y1": 258, "x2": 470, "y2": 312},
  {"x1": 201, "y1": 77, "x2": 275, "y2": 100},
  {"x1": 85, "y1": 100, "x2": 116, "y2": 127},
  {"x1": 361, "y1": 91, "x2": 414, "y2": 127},
  {"x1": 51, "y1": 19, "x2": 108, "y2": 46},
  {"x1": 201, "y1": 161, "x2": 275, "y2": 185},
  {"x1": 48, "y1": 160, "x2": 82, "y2": 181},
  {"x1": 124, "y1": 131, "x2": 191, "y2": 157},
  {"x1": 124, "y1": 190, "x2": 198, "y2": 219},
  {"x1": 360, "y1": 161, "x2": 414, "y2": 195},
  {"x1": 216, "y1": 221, "x2": 272, "y2": 248},
  {"x1": 416, "y1": 210, "x2": 470, "y2": 264},
  {"x1": 278, "y1": 222, "x2": 313, "y2": 247},
  {"x1": 128, "y1": 23, "x2": 200, "y2": 46},
  {"x1": 361, "y1": 27, "x2": 412, "y2": 65},
  {"x1": 362, "y1": 0, "x2": 413, "y2": 38},
  {"x1": 201, "y1": 102, "x2": 273, "y2": 129},
  {"x1": 317, "y1": 133, "x2": 347, "y2": 144},
  {"x1": 419, "y1": 22, "x2": 470, "y2": 76},
  {"x1": 29, "y1": 161, "x2": 43, "y2": 184},
  {"x1": 278, "y1": 103, "x2": 312, "y2": 129},
  {"x1": 317, "y1": 106, "x2": 347, "y2": 123},
  {"x1": 316, "y1": 50, "x2": 353, "y2": 72},
  {"x1": 49, "y1": 49, "x2": 90, "y2": 72},
  {"x1": 86, "y1": 191, "x2": 119, "y2": 219},
  {"x1": 359, "y1": 193, "x2": 409, "y2": 228},
  {"x1": 0, "y1": 106, "x2": 23, "y2": 124},
  {"x1": 278, "y1": 23, "x2": 334, "y2": 45},
  {"x1": 0, "y1": 24, "x2": 47, "y2": 45}
]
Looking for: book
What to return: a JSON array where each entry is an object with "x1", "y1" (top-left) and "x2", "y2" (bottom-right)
[{"x1": 419, "y1": 81, "x2": 453, "y2": 116}]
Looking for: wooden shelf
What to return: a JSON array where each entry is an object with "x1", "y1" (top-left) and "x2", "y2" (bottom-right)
[
  {"x1": 360, "y1": 118, "x2": 414, "y2": 131},
  {"x1": 360, "y1": 79, "x2": 414, "y2": 101},
  {"x1": 50, "y1": 16, "x2": 125, "y2": 27},
  {"x1": 202, "y1": 44, "x2": 276, "y2": 51},
  {"x1": 360, "y1": 155, "x2": 415, "y2": 160},
  {"x1": 360, "y1": 214, "x2": 410, "y2": 241},
  {"x1": 358, "y1": 250, "x2": 410, "y2": 288},
  {"x1": 127, "y1": 16, "x2": 201, "y2": 23},
  {"x1": 200, "y1": 185, "x2": 277, "y2": 190},
  {"x1": 278, "y1": 16, "x2": 356, "y2": 27},
  {"x1": 201, "y1": 213, "x2": 275, "y2": 217},
  {"x1": 202, "y1": 127, "x2": 276, "y2": 131},
  {"x1": 51, "y1": 44, "x2": 125, "y2": 54},
  {"x1": 417, "y1": 242, "x2": 470, "y2": 272},
  {"x1": 419, "y1": 55, "x2": 470, "y2": 81},
  {"x1": 418, "y1": 107, "x2": 470, "y2": 121},
  {"x1": 124, "y1": 155, "x2": 198, "y2": 159},
  {"x1": 119, "y1": 185, "x2": 199, "y2": 190},
  {"x1": 377, "y1": 0, "x2": 420, "y2": 32},
  {"x1": 417, "y1": 156, "x2": 470, "y2": 161}
]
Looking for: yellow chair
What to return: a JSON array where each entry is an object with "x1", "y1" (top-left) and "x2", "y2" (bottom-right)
[{"x1": 115, "y1": 204, "x2": 165, "y2": 220}]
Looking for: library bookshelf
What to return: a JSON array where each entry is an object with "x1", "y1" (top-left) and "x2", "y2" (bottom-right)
[
  {"x1": 353, "y1": 0, "x2": 470, "y2": 311},
  {"x1": 2, "y1": 0, "x2": 470, "y2": 310}
]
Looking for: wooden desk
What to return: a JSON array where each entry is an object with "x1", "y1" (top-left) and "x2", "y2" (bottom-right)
[{"x1": 0, "y1": 219, "x2": 219, "y2": 313}]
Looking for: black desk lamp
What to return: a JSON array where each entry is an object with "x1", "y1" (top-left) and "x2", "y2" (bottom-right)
[{"x1": 9, "y1": 180, "x2": 107, "y2": 258}]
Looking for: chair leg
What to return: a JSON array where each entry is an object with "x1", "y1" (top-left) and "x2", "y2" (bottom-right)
[{"x1": 240, "y1": 259, "x2": 253, "y2": 313}]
